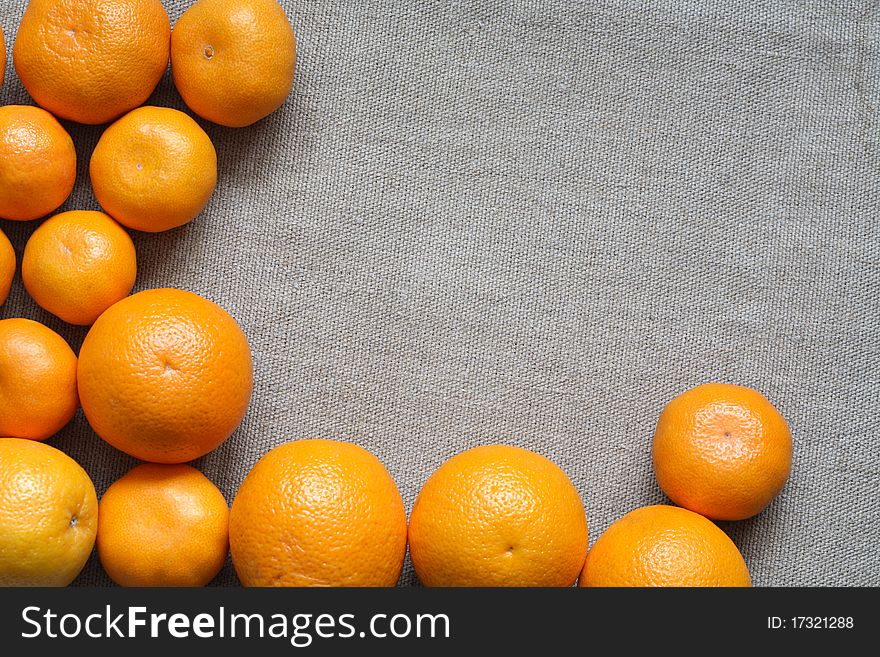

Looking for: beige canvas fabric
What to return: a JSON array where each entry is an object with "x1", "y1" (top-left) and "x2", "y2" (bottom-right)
[{"x1": 1, "y1": 0, "x2": 878, "y2": 586}]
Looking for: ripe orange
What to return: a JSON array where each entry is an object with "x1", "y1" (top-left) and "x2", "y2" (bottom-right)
[
  {"x1": 408, "y1": 445, "x2": 588, "y2": 587},
  {"x1": 0, "y1": 105, "x2": 76, "y2": 221},
  {"x1": 22, "y1": 210, "x2": 137, "y2": 325},
  {"x1": 0, "y1": 318, "x2": 78, "y2": 441},
  {"x1": 578, "y1": 505, "x2": 752, "y2": 587},
  {"x1": 229, "y1": 439, "x2": 407, "y2": 587},
  {"x1": 77, "y1": 288, "x2": 252, "y2": 463},
  {"x1": 0, "y1": 229, "x2": 14, "y2": 305},
  {"x1": 0, "y1": 438, "x2": 98, "y2": 586},
  {"x1": 97, "y1": 463, "x2": 229, "y2": 587},
  {"x1": 171, "y1": 0, "x2": 296, "y2": 128},
  {"x1": 653, "y1": 383, "x2": 792, "y2": 521},
  {"x1": 90, "y1": 106, "x2": 217, "y2": 232},
  {"x1": 13, "y1": 0, "x2": 170, "y2": 125}
]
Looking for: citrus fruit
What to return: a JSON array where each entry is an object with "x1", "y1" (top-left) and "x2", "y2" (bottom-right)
[
  {"x1": 77, "y1": 288, "x2": 252, "y2": 463},
  {"x1": 0, "y1": 318, "x2": 78, "y2": 441},
  {"x1": 97, "y1": 463, "x2": 229, "y2": 587},
  {"x1": 171, "y1": 0, "x2": 296, "y2": 128},
  {"x1": 0, "y1": 438, "x2": 98, "y2": 586},
  {"x1": 408, "y1": 444, "x2": 588, "y2": 587},
  {"x1": 90, "y1": 106, "x2": 217, "y2": 232},
  {"x1": 0, "y1": 105, "x2": 76, "y2": 221},
  {"x1": 229, "y1": 439, "x2": 407, "y2": 587},
  {"x1": 13, "y1": 0, "x2": 171, "y2": 125},
  {"x1": 652, "y1": 383, "x2": 792, "y2": 521},
  {"x1": 22, "y1": 210, "x2": 137, "y2": 325},
  {"x1": 578, "y1": 505, "x2": 752, "y2": 587},
  {"x1": 0, "y1": 229, "x2": 14, "y2": 305}
]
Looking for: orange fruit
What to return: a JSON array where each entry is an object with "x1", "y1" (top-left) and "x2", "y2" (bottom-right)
[
  {"x1": 408, "y1": 444, "x2": 588, "y2": 587},
  {"x1": 171, "y1": 0, "x2": 296, "y2": 128},
  {"x1": 652, "y1": 383, "x2": 792, "y2": 521},
  {"x1": 22, "y1": 210, "x2": 137, "y2": 325},
  {"x1": 0, "y1": 229, "x2": 14, "y2": 305},
  {"x1": 0, "y1": 438, "x2": 98, "y2": 586},
  {"x1": 97, "y1": 463, "x2": 229, "y2": 587},
  {"x1": 77, "y1": 288, "x2": 252, "y2": 463},
  {"x1": 13, "y1": 0, "x2": 170, "y2": 125},
  {"x1": 90, "y1": 106, "x2": 217, "y2": 232},
  {"x1": 0, "y1": 105, "x2": 76, "y2": 221},
  {"x1": 0, "y1": 318, "x2": 78, "y2": 441},
  {"x1": 229, "y1": 439, "x2": 407, "y2": 587},
  {"x1": 578, "y1": 505, "x2": 752, "y2": 587}
]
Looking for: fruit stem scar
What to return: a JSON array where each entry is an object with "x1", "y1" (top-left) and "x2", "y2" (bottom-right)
[
  {"x1": 69, "y1": 515, "x2": 78, "y2": 528},
  {"x1": 204, "y1": 45, "x2": 214, "y2": 59}
]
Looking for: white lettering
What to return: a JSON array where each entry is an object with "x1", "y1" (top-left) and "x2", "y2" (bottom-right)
[
  {"x1": 85, "y1": 613, "x2": 102, "y2": 638},
  {"x1": 151, "y1": 613, "x2": 167, "y2": 637},
  {"x1": 230, "y1": 613, "x2": 263, "y2": 638},
  {"x1": 192, "y1": 613, "x2": 215, "y2": 638},
  {"x1": 128, "y1": 606, "x2": 147, "y2": 637},
  {"x1": 268, "y1": 614, "x2": 287, "y2": 638},
  {"x1": 390, "y1": 614, "x2": 411, "y2": 638},
  {"x1": 44, "y1": 610, "x2": 57, "y2": 638},
  {"x1": 59, "y1": 614, "x2": 81, "y2": 638},
  {"x1": 291, "y1": 614, "x2": 313, "y2": 648},
  {"x1": 167, "y1": 613, "x2": 190, "y2": 638},
  {"x1": 21, "y1": 607, "x2": 41, "y2": 639},
  {"x1": 106, "y1": 606, "x2": 125, "y2": 637},
  {"x1": 370, "y1": 614, "x2": 388, "y2": 638}
]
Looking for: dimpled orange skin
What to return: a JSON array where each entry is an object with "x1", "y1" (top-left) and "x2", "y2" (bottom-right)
[
  {"x1": 0, "y1": 438, "x2": 98, "y2": 586},
  {"x1": 171, "y1": 0, "x2": 297, "y2": 128},
  {"x1": 652, "y1": 383, "x2": 792, "y2": 521},
  {"x1": 0, "y1": 318, "x2": 79, "y2": 441},
  {"x1": 13, "y1": 0, "x2": 170, "y2": 125},
  {"x1": 229, "y1": 439, "x2": 408, "y2": 587},
  {"x1": 77, "y1": 288, "x2": 253, "y2": 463},
  {"x1": 578, "y1": 505, "x2": 752, "y2": 587},
  {"x1": 22, "y1": 210, "x2": 137, "y2": 325},
  {"x1": 90, "y1": 106, "x2": 217, "y2": 232},
  {"x1": 0, "y1": 229, "x2": 14, "y2": 305},
  {"x1": 0, "y1": 105, "x2": 76, "y2": 221},
  {"x1": 97, "y1": 463, "x2": 229, "y2": 587},
  {"x1": 408, "y1": 445, "x2": 588, "y2": 587}
]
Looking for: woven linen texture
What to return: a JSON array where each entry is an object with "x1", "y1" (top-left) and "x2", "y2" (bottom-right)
[{"x1": 1, "y1": 0, "x2": 878, "y2": 586}]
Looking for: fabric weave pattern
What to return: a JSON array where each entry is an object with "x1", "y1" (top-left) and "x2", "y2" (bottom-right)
[{"x1": 0, "y1": 0, "x2": 877, "y2": 586}]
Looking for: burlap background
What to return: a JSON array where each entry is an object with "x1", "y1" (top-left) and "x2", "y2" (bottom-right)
[{"x1": 1, "y1": 0, "x2": 878, "y2": 586}]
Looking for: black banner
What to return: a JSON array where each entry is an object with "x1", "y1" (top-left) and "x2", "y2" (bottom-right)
[{"x1": 0, "y1": 588, "x2": 873, "y2": 653}]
